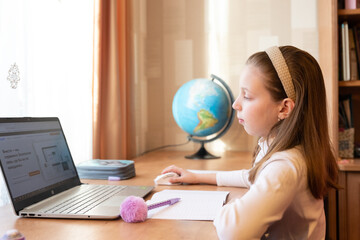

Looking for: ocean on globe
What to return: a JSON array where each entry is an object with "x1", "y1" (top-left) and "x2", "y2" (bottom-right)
[{"x1": 172, "y1": 78, "x2": 231, "y2": 138}]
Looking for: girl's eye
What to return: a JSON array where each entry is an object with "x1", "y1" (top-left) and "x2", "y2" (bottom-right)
[
  {"x1": 243, "y1": 94, "x2": 251, "y2": 100},
  {"x1": 240, "y1": 89, "x2": 251, "y2": 100}
]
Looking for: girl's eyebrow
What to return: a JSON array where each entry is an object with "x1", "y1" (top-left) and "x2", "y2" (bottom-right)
[{"x1": 241, "y1": 87, "x2": 252, "y2": 94}]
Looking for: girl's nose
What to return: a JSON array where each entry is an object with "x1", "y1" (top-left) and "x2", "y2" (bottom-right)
[
  {"x1": 232, "y1": 96, "x2": 241, "y2": 110},
  {"x1": 232, "y1": 101, "x2": 237, "y2": 110}
]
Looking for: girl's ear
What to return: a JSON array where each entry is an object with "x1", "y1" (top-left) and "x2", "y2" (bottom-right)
[{"x1": 278, "y1": 98, "x2": 295, "y2": 120}]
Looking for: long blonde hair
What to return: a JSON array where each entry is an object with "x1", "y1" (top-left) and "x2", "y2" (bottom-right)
[{"x1": 247, "y1": 46, "x2": 339, "y2": 199}]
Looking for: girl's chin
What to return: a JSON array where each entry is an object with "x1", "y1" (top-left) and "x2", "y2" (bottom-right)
[{"x1": 243, "y1": 126, "x2": 260, "y2": 137}]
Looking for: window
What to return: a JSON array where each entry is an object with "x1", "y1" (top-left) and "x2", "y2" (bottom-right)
[{"x1": 0, "y1": 0, "x2": 93, "y2": 206}]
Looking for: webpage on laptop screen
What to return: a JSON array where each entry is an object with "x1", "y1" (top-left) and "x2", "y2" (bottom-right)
[{"x1": 0, "y1": 121, "x2": 77, "y2": 201}]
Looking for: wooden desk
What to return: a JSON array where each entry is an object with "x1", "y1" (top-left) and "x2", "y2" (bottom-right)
[{"x1": 0, "y1": 151, "x2": 252, "y2": 240}]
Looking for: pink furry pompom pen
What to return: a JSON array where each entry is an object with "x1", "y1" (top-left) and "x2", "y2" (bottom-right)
[{"x1": 120, "y1": 196, "x2": 180, "y2": 223}]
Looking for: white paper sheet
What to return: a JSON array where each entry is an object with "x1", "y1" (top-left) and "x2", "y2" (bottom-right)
[{"x1": 146, "y1": 190, "x2": 229, "y2": 221}]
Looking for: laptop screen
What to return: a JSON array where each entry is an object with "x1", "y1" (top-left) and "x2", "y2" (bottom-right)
[{"x1": 0, "y1": 118, "x2": 81, "y2": 213}]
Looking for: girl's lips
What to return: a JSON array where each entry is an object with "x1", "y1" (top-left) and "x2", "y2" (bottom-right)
[{"x1": 238, "y1": 118, "x2": 244, "y2": 124}]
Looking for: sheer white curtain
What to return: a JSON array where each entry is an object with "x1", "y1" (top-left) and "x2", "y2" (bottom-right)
[{"x1": 0, "y1": 0, "x2": 93, "y2": 206}]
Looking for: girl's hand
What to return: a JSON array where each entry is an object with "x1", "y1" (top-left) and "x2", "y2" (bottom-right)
[
  {"x1": 161, "y1": 165, "x2": 199, "y2": 184},
  {"x1": 161, "y1": 165, "x2": 217, "y2": 185}
]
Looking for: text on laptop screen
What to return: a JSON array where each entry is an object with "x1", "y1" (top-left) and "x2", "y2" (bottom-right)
[{"x1": 0, "y1": 120, "x2": 78, "y2": 203}]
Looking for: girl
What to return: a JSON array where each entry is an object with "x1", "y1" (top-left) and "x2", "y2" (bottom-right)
[{"x1": 162, "y1": 46, "x2": 339, "y2": 239}]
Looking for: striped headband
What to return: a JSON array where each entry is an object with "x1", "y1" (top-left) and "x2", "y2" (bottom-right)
[{"x1": 265, "y1": 46, "x2": 296, "y2": 101}]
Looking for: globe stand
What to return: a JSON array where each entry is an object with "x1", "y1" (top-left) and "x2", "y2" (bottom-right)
[{"x1": 185, "y1": 142, "x2": 220, "y2": 159}]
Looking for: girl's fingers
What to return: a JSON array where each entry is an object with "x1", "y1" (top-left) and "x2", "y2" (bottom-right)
[{"x1": 161, "y1": 165, "x2": 182, "y2": 175}]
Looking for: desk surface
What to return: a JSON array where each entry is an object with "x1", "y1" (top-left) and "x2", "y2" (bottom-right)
[
  {"x1": 337, "y1": 159, "x2": 360, "y2": 171},
  {"x1": 0, "y1": 150, "x2": 252, "y2": 240}
]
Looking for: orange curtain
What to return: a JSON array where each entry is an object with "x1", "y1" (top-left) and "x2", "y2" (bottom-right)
[{"x1": 92, "y1": 0, "x2": 130, "y2": 159}]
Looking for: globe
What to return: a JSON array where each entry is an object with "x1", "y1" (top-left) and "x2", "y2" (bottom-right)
[{"x1": 172, "y1": 74, "x2": 234, "y2": 159}]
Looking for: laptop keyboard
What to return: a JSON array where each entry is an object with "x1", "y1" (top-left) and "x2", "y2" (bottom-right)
[{"x1": 43, "y1": 185, "x2": 126, "y2": 214}]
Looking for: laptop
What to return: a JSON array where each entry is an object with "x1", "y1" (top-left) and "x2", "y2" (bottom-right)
[{"x1": 0, "y1": 117, "x2": 153, "y2": 219}]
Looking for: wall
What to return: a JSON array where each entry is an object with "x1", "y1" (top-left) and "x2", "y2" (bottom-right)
[{"x1": 129, "y1": 0, "x2": 319, "y2": 156}]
